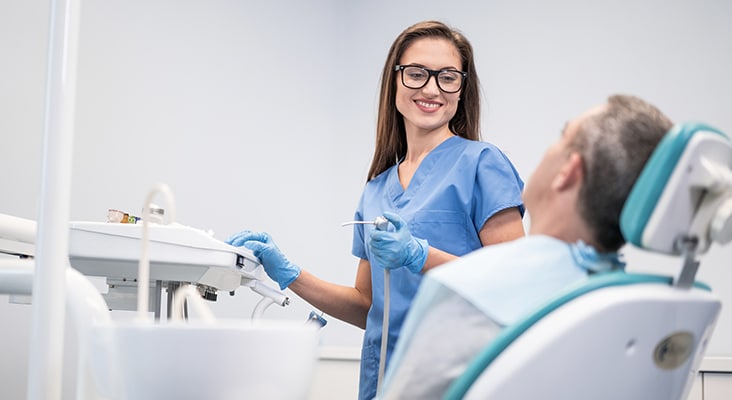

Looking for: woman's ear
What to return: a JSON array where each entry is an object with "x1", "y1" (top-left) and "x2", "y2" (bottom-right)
[{"x1": 551, "y1": 152, "x2": 584, "y2": 191}]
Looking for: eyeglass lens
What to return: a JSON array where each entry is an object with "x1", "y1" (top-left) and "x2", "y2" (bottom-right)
[{"x1": 400, "y1": 66, "x2": 463, "y2": 93}]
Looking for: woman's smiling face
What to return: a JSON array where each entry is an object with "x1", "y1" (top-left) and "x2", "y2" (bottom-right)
[{"x1": 395, "y1": 37, "x2": 463, "y2": 136}]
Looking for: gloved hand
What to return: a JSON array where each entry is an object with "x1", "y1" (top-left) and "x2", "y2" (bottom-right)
[
  {"x1": 226, "y1": 231, "x2": 301, "y2": 290},
  {"x1": 368, "y1": 211, "x2": 429, "y2": 273}
]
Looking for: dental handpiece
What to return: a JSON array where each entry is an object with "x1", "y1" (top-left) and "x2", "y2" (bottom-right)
[{"x1": 341, "y1": 216, "x2": 389, "y2": 231}]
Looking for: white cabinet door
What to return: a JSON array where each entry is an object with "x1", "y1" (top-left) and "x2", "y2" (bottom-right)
[
  {"x1": 687, "y1": 373, "x2": 702, "y2": 400},
  {"x1": 703, "y1": 373, "x2": 732, "y2": 400}
]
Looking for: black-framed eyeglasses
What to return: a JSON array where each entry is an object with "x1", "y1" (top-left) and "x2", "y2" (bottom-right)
[{"x1": 394, "y1": 65, "x2": 467, "y2": 93}]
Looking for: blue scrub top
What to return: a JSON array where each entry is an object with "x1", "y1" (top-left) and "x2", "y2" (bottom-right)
[{"x1": 351, "y1": 136, "x2": 525, "y2": 400}]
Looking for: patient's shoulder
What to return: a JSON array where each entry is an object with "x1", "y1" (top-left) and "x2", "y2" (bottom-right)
[{"x1": 432, "y1": 235, "x2": 569, "y2": 278}]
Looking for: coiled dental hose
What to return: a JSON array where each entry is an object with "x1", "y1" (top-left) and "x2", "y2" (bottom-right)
[{"x1": 343, "y1": 216, "x2": 391, "y2": 395}]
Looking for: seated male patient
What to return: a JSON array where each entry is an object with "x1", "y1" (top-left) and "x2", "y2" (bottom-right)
[{"x1": 379, "y1": 94, "x2": 674, "y2": 399}]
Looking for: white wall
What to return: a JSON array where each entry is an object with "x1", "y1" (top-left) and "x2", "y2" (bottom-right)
[{"x1": 1, "y1": 0, "x2": 731, "y2": 398}]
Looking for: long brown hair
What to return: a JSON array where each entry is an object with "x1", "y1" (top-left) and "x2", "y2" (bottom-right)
[{"x1": 367, "y1": 20, "x2": 481, "y2": 181}]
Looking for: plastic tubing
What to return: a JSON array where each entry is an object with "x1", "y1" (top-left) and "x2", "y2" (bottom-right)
[
  {"x1": 137, "y1": 183, "x2": 176, "y2": 321},
  {"x1": 250, "y1": 280, "x2": 290, "y2": 307},
  {"x1": 170, "y1": 285, "x2": 216, "y2": 323},
  {"x1": 251, "y1": 297, "x2": 276, "y2": 320},
  {"x1": 376, "y1": 269, "x2": 390, "y2": 394}
]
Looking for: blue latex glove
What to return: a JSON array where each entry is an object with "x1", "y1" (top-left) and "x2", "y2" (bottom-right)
[
  {"x1": 226, "y1": 231, "x2": 301, "y2": 290},
  {"x1": 368, "y1": 211, "x2": 429, "y2": 273}
]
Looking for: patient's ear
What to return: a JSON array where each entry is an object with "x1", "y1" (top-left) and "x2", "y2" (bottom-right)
[{"x1": 552, "y1": 152, "x2": 584, "y2": 191}]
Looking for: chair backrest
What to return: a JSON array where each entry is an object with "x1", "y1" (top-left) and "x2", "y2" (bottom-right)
[
  {"x1": 621, "y1": 122, "x2": 732, "y2": 255},
  {"x1": 444, "y1": 122, "x2": 732, "y2": 400},
  {"x1": 444, "y1": 273, "x2": 719, "y2": 400}
]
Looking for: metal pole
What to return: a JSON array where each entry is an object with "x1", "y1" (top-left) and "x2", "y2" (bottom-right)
[{"x1": 27, "y1": 0, "x2": 81, "y2": 398}]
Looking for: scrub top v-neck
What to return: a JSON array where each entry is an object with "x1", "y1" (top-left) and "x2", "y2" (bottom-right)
[{"x1": 350, "y1": 135, "x2": 525, "y2": 400}]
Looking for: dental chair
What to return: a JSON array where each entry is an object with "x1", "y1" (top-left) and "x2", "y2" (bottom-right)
[{"x1": 443, "y1": 122, "x2": 732, "y2": 400}]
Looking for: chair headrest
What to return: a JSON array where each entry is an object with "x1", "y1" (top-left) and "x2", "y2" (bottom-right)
[{"x1": 620, "y1": 122, "x2": 732, "y2": 255}]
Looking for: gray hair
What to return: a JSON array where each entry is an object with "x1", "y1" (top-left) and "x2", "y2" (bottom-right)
[{"x1": 572, "y1": 94, "x2": 673, "y2": 251}]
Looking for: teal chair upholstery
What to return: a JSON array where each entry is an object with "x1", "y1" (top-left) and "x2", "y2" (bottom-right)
[{"x1": 444, "y1": 123, "x2": 731, "y2": 400}]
